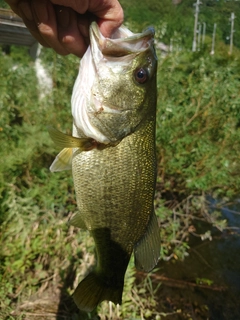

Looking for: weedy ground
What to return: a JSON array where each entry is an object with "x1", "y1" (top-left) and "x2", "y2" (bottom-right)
[{"x1": 1, "y1": 38, "x2": 240, "y2": 319}]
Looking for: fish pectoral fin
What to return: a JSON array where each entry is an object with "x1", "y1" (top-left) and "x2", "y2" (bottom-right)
[
  {"x1": 68, "y1": 212, "x2": 88, "y2": 230},
  {"x1": 134, "y1": 210, "x2": 161, "y2": 272},
  {"x1": 48, "y1": 126, "x2": 94, "y2": 150},
  {"x1": 50, "y1": 148, "x2": 73, "y2": 172}
]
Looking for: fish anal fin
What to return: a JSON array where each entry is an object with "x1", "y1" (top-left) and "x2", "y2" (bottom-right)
[
  {"x1": 134, "y1": 211, "x2": 161, "y2": 272},
  {"x1": 50, "y1": 148, "x2": 73, "y2": 172},
  {"x1": 69, "y1": 212, "x2": 87, "y2": 230},
  {"x1": 73, "y1": 271, "x2": 123, "y2": 312}
]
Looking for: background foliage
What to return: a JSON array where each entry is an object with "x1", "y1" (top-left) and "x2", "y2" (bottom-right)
[{"x1": 1, "y1": 0, "x2": 240, "y2": 319}]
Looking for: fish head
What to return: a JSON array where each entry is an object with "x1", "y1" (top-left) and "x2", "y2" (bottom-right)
[{"x1": 71, "y1": 22, "x2": 157, "y2": 144}]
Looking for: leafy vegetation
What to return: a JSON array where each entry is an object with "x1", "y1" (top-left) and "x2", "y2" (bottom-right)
[
  {"x1": 156, "y1": 50, "x2": 240, "y2": 197},
  {"x1": 1, "y1": 1, "x2": 240, "y2": 319},
  {"x1": 0, "y1": 46, "x2": 162, "y2": 319},
  {"x1": 2, "y1": 0, "x2": 240, "y2": 48},
  {"x1": 0, "y1": 0, "x2": 8, "y2": 8},
  {"x1": 120, "y1": 0, "x2": 240, "y2": 49}
]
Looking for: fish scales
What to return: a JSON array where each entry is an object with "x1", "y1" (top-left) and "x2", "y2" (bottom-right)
[
  {"x1": 49, "y1": 22, "x2": 160, "y2": 312},
  {"x1": 72, "y1": 120, "x2": 156, "y2": 243}
]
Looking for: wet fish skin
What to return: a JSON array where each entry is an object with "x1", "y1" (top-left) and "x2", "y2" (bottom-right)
[
  {"x1": 72, "y1": 117, "x2": 157, "y2": 312},
  {"x1": 49, "y1": 22, "x2": 160, "y2": 312}
]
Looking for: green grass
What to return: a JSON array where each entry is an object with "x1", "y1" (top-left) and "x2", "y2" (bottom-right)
[{"x1": 1, "y1": 25, "x2": 240, "y2": 319}]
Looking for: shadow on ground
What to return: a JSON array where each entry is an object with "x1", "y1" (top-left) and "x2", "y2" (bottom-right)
[{"x1": 56, "y1": 257, "x2": 100, "y2": 320}]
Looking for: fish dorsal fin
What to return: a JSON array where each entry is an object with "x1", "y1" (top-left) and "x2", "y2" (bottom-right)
[
  {"x1": 48, "y1": 127, "x2": 94, "y2": 150},
  {"x1": 134, "y1": 211, "x2": 160, "y2": 272},
  {"x1": 50, "y1": 148, "x2": 73, "y2": 172},
  {"x1": 68, "y1": 212, "x2": 87, "y2": 230}
]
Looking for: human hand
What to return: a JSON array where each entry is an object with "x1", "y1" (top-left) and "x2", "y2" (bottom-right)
[{"x1": 5, "y1": 0, "x2": 124, "y2": 57}]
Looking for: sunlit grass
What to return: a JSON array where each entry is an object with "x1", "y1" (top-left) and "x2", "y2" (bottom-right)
[{"x1": 1, "y1": 35, "x2": 240, "y2": 319}]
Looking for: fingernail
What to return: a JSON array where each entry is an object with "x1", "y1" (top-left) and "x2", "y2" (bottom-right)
[
  {"x1": 18, "y1": 2, "x2": 33, "y2": 21},
  {"x1": 32, "y1": 1, "x2": 49, "y2": 23},
  {"x1": 56, "y1": 6, "x2": 70, "y2": 28}
]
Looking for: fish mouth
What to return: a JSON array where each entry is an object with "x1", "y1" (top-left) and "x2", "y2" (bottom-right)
[
  {"x1": 90, "y1": 22, "x2": 155, "y2": 58},
  {"x1": 71, "y1": 22, "x2": 156, "y2": 144},
  {"x1": 89, "y1": 22, "x2": 156, "y2": 115}
]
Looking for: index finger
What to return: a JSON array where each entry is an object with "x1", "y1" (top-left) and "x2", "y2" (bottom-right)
[{"x1": 50, "y1": 0, "x2": 124, "y2": 37}]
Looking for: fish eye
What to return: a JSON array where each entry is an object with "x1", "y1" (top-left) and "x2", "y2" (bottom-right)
[{"x1": 134, "y1": 68, "x2": 148, "y2": 84}]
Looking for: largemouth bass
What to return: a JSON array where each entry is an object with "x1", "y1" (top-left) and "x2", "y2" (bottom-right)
[{"x1": 49, "y1": 22, "x2": 160, "y2": 312}]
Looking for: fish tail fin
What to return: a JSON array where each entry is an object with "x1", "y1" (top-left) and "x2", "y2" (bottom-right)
[{"x1": 73, "y1": 271, "x2": 123, "y2": 312}]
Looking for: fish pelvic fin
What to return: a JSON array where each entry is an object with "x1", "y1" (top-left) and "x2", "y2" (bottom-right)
[
  {"x1": 48, "y1": 126, "x2": 95, "y2": 150},
  {"x1": 73, "y1": 271, "x2": 123, "y2": 312},
  {"x1": 134, "y1": 210, "x2": 161, "y2": 272},
  {"x1": 50, "y1": 148, "x2": 73, "y2": 172},
  {"x1": 68, "y1": 212, "x2": 87, "y2": 230}
]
